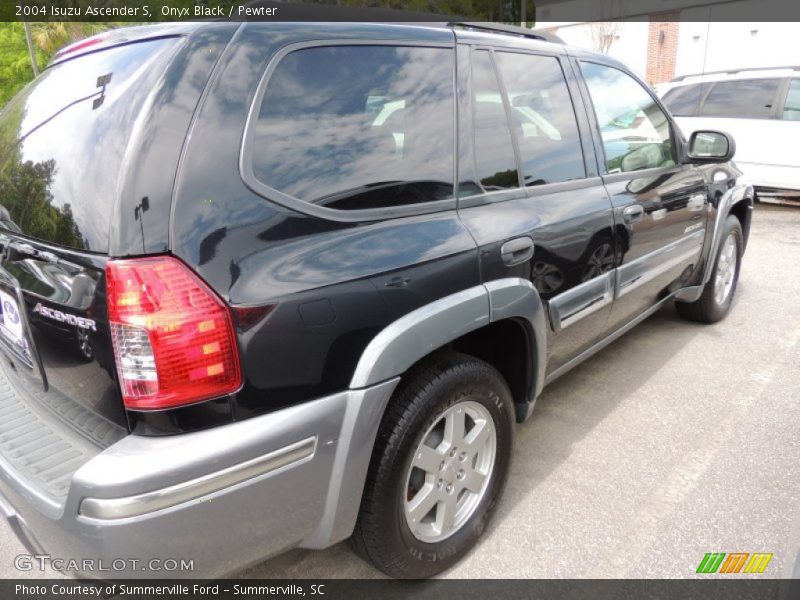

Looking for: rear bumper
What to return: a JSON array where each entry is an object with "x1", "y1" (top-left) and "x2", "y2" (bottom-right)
[{"x1": 0, "y1": 378, "x2": 398, "y2": 578}]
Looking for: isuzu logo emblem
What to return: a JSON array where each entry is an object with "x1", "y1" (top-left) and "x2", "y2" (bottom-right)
[{"x1": 3, "y1": 300, "x2": 19, "y2": 325}]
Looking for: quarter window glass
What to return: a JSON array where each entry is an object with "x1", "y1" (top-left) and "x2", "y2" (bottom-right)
[
  {"x1": 661, "y1": 83, "x2": 705, "y2": 116},
  {"x1": 251, "y1": 45, "x2": 455, "y2": 211},
  {"x1": 783, "y1": 80, "x2": 800, "y2": 121},
  {"x1": 700, "y1": 79, "x2": 780, "y2": 119},
  {"x1": 471, "y1": 50, "x2": 519, "y2": 191},
  {"x1": 581, "y1": 62, "x2": 676, "y2": 173},
  {"x1": 493, "y1": 52, "x2": 585, "y2": 186}
]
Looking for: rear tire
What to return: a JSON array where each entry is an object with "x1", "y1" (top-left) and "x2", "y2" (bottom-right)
[
  {"x1": 351, "y1": 352, "x2": 514, "y2": 578},
  {"x1": 676, "y1": 215, "x2": 743, "y2": 323}
]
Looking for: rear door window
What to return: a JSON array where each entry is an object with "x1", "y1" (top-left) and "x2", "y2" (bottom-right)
[
  {"x1": 661, "y1": 83, "x2": 706, "y2": 116},
  {"x1": 470, "y1": 50, "x2": 519, "y2": 192},
  {"x1": 493, "y1": 51, "x2": 585, "y2": 186},
  {"x1": 249, "y1": 45, "x2": 455, "y2": 212},
  {"x1": 783, "y1": 79, "x2": 800, "y2": 121},
  {"x1": 700, "y1": 78, "x2": 781, "y2": 119}
]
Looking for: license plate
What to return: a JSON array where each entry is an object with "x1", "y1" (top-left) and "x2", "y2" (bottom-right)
[
  {"x1": 0, "y1": 289, "x2": 25, "y2": 345},
  {"x1": 0, "y1": 271, "x2": 41, "y2": 384}
]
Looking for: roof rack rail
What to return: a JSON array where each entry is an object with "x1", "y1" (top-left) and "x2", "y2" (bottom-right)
[
  {"x1": 448, "y1": 22, "x2": 565, "y2": 45},
  {"x1": 672, "y1": 65, "x2": 800, "y2": 81}
]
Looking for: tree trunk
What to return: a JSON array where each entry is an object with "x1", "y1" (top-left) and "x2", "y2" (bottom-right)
[{"x1": 23, "y1": 20, "x2": 39, "y2": 77}]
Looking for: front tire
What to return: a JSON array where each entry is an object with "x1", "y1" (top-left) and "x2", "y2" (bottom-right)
[
  {"x1": 351, "y1": 352, "x2": 514, "y2": 578},
  {"x1": 676, "y1": 215, "x2": 743, "y2": 323}
]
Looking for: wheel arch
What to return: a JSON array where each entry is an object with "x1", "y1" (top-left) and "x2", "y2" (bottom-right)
[
  {"x1": 303, "y1": 280, "x2": 547, "y2": 550},
  {"x1": 728, "y1": 196, "x2": 753, "y2": 250},
  {"x1": 701, "y1": 182, "x2": 753, "y2": 285},
  {"x1": 675, "y1": 179, "x2": 753, "y2": 304},
  {"x1": 349, "y1": 278, "x2": 548, "y2": 422}
]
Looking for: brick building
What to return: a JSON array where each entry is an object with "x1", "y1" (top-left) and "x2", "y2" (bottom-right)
[{"x1": 645, "y1": 12, "x2": 680, "y2": 84}]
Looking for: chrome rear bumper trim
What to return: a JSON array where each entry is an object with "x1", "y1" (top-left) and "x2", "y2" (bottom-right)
[{"x1": 79, "y1": 436, "x2": 317, "y2": 520}]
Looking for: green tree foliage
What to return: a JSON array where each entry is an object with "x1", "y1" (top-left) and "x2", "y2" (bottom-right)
[
  {"x1": 30, "y1": 22, "x2": 113, "y2": 55},
  {"x1": 0, "y1": 23, "x2": 43, "y2": 109},
  {"x1": 0, "y1": 22, "x2": 115, "y2": 111},
  {"x1": 0, "y1": 154, "x2": 88, "y2": 250}
]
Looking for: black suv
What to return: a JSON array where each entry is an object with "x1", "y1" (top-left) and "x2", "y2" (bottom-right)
[{"x1": 0, "y1": 21, "x2": 752, "y2": 579}]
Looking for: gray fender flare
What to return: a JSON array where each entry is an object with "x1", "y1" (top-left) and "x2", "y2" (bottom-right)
[
  {"x1": 350, "y1": 277, "x2": 548, "y2": 411},
  {"x1": 304, "y1": 278, "x2": 548, "y2": 549},
  {"x1": 675, "y1": 179, "x2": 754, "y2": 303}
]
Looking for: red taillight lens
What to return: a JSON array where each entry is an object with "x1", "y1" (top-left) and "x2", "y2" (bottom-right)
[{"x1": 106, "y1": 256, "x2": 241, "y2": 410}]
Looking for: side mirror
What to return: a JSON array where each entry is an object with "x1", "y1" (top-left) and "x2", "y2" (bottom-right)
[{"x1": 686, "y1": 130, "x2": 735, "y2": 163}]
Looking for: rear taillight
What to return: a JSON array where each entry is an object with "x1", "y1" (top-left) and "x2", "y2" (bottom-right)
[{"x1": 106, "y1": 256, "x2": 241, "y2": 410}]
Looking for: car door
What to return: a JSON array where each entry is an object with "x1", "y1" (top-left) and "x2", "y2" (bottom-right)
[
  {"x1": 454, "y1": 39, "x2": 618, "y2": 374},
  {"x1": 576, "y1": 59, "x2": 709, "y2": 331}
]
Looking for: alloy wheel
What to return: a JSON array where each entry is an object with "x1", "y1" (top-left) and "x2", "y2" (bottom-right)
[
  {"x1": 714, "y1": 233, "x2": 738, "y2": 305},
  {"x1": 403, "y1": 400, "x2": 497, "y2": 543}
]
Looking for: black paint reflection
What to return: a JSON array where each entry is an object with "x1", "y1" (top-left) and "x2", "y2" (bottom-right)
[
  {"x1": 0, "y1": 37, "x2": 179, "y2": 252},
  {"x1": 530, "y1": 227, "x2": 623, "y2": 298},
  {"x1": 0, "y1": 97, "x2": 87, "y2": 250},
  {"x1": 0, "y1": 237, "x2": 126, "y2": 427}
]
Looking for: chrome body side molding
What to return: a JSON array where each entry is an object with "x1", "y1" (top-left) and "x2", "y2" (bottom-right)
[
  {"x1": 545, "y1": 289, "x2": 677, "y2": 385},
  {"x1": 546, "y1": 229, "x2": 703, "y2": 333},
  {"x1": 616, "y1": 229, "x2": 705, "y2": 298},
  {"x1": 548, "y1": 271, "x2": 614, "y2": 333}
]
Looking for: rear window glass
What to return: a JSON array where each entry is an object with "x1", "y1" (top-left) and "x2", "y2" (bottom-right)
[
  {"x1": 700, "y1": 78, "x2": 780, "y2": 119},
  {"x1": 250, "y1": 45, "x2": 455, "y2": 212},
  {"x1": 661, "y1": 83, "x2": 705, "y2": 116},
  {"x1": 0, "y1": 38, "x2": 179, "y2": 252}
]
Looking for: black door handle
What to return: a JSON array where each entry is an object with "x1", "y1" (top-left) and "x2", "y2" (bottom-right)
[{"x1": 500, "y1": 237, "x2": 535, "y2": 267}]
